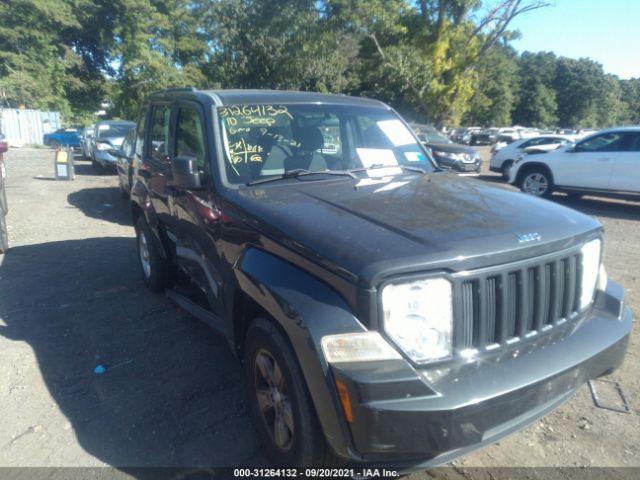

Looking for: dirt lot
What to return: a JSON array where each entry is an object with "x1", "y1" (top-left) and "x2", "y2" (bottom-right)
[{"x1": 0, "y1": 147, "x2": 638, "y2": 478}]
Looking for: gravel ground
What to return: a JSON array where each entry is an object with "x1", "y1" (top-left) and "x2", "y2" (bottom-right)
[{"x1": 0, "y1": 147, "x2": 637, "y2": 478}]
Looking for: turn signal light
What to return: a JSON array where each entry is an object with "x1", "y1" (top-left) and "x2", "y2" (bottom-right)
[{"x1": 334, "y1": 378, "x2": 354, "y2": 424}]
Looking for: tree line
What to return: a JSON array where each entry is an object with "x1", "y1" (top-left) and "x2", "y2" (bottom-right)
[{"x1": 1, "y1": 0, "x2": 638, "y2": 129}]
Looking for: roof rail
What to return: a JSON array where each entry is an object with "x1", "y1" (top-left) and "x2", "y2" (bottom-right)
[{"x1": 151, "y1": 86, "x2": 197, "y2": 95}]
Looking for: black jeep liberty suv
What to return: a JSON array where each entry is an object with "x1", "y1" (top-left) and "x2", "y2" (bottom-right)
[{"x1": 129, "y1": 88, "x2": 632, "y2": 470}]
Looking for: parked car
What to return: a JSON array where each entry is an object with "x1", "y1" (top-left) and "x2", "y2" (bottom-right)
[
  {"x1": 43, "y1": 127, "x2": 82, "y2": 148},
  {"x1": 0, "y1": 132, "x2": 7, "y2": 181},
  {"x1": 451, "y1": 127, "x2": 480, "y2": 144},
  {"x1": 491, "y1": 134, "x2": 519, "y2": 154},
  {"x1": 91, "y1": 120, "x2": 136, "y2": 171},
  {"x1": 509, "y1": 127, "x2": 640, "y2": 199},
  {"x1": 470, "y1": 128, "x2": 499, "y2": 145},
  {"x1": 0, "y1": 132, "x2": 7, "y2": 253},
  {"x1": 490, "y1": 135, "x2": 574, "y2": 178},
  {"x1": 111, "y1": 128, "x2": 137, "y2": 197},
  {"x1": 130, "y1": 88, "x2": 630, "y2": 470},
  {"x1": 80, "y1": 125, "x2": 95, "y2": 159},
  {"x1": 411, "y1": 124, "x2": 481, "y2": 173}
]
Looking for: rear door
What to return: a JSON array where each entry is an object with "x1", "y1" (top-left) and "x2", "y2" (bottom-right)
[
  {"x1": 609, "y1": 132, "x2": 640, "y2": 192},
  {"x1": 552, "y1": 132, "x2": 622, "y2": 189}
]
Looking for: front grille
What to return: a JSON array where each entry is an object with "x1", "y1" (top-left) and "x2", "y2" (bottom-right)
[{"x1": 454, "y1": 250, "x2": 583, "y2": 350}]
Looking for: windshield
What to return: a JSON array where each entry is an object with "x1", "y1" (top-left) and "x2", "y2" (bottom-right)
[
  {"x1": 97, "y1": 123, "x2": 134, "y2": 138},
  {"x1": 218, "y1": 104, "x2": 435, "y2": 185}
]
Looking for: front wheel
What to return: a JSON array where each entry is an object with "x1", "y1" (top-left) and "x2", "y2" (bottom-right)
[
  {"x1": 245, "y1": 318, "x2": 335, "y2": 467},
  {"x1": 135, "y1": 216, "x2": 175, "y2": 292},
  {"x1": 520, "y1": 167, "x2": 553, "y2": 198}
]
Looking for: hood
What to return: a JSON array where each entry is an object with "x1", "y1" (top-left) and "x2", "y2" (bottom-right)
[
  {"x1": 424, "y1": 142, "x2": 477, "y2": 155},
  {"x1": 231, "y1": 173, "x2": 600, "y2": 286}
]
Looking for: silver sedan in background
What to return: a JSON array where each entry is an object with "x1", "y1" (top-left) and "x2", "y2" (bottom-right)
[{"x1": 91, "y1": 120, "x2": 136, "y2": 172}]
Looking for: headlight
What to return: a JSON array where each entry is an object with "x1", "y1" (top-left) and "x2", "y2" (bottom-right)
[
  {"x1": 580, "y1": 238, "x2": 601, "y2": 310},
  {"x1": 95, "y1": 141, "x2": 111, "y2": 151},
  {"x1": 433, "y1": 150, "x2": 462, "y2": 161},
  {"x1": 381, "y1": 278, "x2": 453, "y2": 363}
]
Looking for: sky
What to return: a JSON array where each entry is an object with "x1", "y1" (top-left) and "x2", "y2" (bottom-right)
[{"x1": 507, "y1": 0, "x2": 640, "y2": 79}]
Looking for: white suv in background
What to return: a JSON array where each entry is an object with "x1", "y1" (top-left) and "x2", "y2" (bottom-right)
[
  {"x1": 509, "y1": 127, "x2": 640, "y2": 199},
  {"x1": 490, "y1": 135, "x2": 574, "y2": 178}
]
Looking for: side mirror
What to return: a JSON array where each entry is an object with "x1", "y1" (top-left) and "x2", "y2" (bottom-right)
[{"x1": 171, "y1": 156, "x2": 202, "y2": 188}]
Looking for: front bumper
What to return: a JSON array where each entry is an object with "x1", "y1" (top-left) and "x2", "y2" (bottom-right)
[
  {"x1": 328, "y1": 280, "x2": 631, "y2": 470},
  {"x1": 94, "y1": 150, "x2": 118, "y2": 167}
]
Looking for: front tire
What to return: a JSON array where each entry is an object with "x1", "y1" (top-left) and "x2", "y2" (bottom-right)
[
  {"x1": 245, "y1": 318, "x2": 333, "y2": 467},
  {"x1": 135, "y1": 216, "x2": 175, "y2": 292},
  {"x1": 520, "y1": 167, "x2": 553, "y2": 198}
]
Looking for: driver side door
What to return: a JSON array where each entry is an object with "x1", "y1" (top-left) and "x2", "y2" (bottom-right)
[{"x1": 552, "y1": 132, "x2": 621, "y2": 190}]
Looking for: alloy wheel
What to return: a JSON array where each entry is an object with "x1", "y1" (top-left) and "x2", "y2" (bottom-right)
[
  {"x1": 254, "y1": 349, "x2": 294, "y2": 451},
  {"x1": 522, "y1": 172, "x2": 549, "y2": 196}
]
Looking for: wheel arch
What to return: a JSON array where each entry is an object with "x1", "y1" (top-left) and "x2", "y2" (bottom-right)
[
  {"x1": 232, "y1": 247, "x2": 365, "y2": 460},
  {"x1": 516, "y1": 161, "x2": 555, "y2": 186}
]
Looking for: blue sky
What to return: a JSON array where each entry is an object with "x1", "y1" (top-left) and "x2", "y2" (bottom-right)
[{"x1": 506, "y1": 0, "x2": 640, "y2": 79}]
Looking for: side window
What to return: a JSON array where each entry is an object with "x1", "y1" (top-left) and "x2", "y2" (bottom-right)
[
  {"x1": 135, "y1": 106, "x2": 148, "y2": 158},
  {"x1": 620, "y1": 132, "x2": 640, "y2": 152},
  {"x1": 175, "y1": 107, "x2": 206, "y2": 170},
  {"x1": 575, "y1": 133, "x2": 624, "y2": 152},
  {"x1": 150, "y1": 105, "x2": 171, "y2": 162}
]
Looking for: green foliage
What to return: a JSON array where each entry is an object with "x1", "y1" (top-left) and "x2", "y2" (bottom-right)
[
  {"x1": 463, "y1": 44, "x2": 519, "y2": 126},
  {"x1": 512, "y1": 51, "x2": 558, "y2": 127}
]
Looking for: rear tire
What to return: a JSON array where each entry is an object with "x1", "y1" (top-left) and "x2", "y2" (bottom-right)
[
  {"x1": 244, "y1": 318, "x2": 336, "y2": 467},
  {"x1": 519, "y1": 167, "x2": 553, "y2": 198},
  {"x1": 135, "y1": 216, "x2": 175, "y2": 292}
]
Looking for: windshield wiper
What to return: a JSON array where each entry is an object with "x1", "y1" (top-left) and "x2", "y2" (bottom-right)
[
  {"x1": 348, "y1": 164, "x2": 427, "y2": 176},
  {"x1": 246, "y1": 168, "x2": 358, "y2": 186}
]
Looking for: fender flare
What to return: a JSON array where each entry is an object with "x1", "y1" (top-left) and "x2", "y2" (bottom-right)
[{"x1": 234, "y1": 247, "x2": 365, "y2": 460}]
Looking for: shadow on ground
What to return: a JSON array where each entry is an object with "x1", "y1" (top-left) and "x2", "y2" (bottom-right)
[
  {"x1": 0, "y1": 238, "x2": 264, "y2": 476},
  {"x1": 74, "y1": 163, "x2": 118, "y2": 177},
  {"x1": 67, "y1": 187, "x2": 132, "y2": 226},
  {"x1": 552, "y1": 194, "x2": 640, "y2": 222}
]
